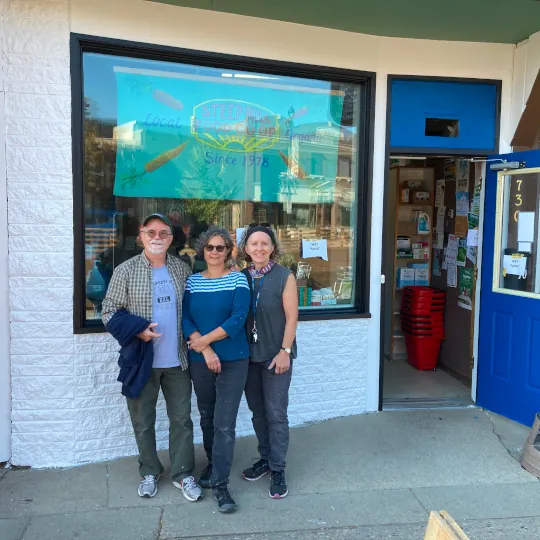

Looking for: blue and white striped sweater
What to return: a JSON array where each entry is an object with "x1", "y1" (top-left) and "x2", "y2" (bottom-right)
[{"x1": 182, "y1": 272, "x2": 250, "y2": 362}]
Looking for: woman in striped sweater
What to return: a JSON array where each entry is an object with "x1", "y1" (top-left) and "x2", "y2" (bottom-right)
[{"x1": 182, "y1": 227, "x2": 250, "y2": 514}]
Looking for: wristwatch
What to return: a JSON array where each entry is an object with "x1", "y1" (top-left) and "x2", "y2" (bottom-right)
[{"x1": 281, "y1": 347, "x2": 292, "y2": 354}]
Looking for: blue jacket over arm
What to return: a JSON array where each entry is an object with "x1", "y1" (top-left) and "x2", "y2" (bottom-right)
[{"x1": 106, "y1": 308, "x2": 153, "y2": 399}]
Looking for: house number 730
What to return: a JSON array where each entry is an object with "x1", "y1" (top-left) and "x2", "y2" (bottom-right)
[{"x1": 514, "y1": 179, "x2": 523, "y2": 222}]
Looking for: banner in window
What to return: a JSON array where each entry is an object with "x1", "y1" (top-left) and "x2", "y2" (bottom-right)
[{"x1": 113, "y1": 68, "x2": 346, "y2": 203}]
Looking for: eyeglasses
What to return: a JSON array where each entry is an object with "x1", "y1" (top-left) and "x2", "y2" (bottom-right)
[
  {"x1": 204, "y1": 244, "x2": 227, "y2": 253},
  {"x1": 142, "y1": 229, "x2": 172, "y2": 239}
]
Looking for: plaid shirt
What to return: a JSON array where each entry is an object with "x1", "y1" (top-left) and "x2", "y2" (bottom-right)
[{"x1": 102, "y1": 252, "x2": 192, "y2": 370}]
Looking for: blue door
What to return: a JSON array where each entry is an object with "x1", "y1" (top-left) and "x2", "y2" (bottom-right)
[{"x1": 478, "y1": 150, "x2": 540, "y2": 426}]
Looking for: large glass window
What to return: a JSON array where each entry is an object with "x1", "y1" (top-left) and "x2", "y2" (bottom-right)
[{"x1": 76, "y1": 40, "x2": 370, "y2": 329}]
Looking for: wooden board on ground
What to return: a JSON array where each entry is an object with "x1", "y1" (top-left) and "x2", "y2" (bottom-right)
[{"x1": 424, "y1": 511, "x2": 469, "y2": 540}]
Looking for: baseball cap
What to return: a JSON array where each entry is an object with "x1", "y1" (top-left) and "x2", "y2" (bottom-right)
[{"x1": 142, "y1": 213, "x2": 172, "y2": 229}]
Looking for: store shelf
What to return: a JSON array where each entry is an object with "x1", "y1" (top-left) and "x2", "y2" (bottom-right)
[{"x1": 390, "y1": 166, "x2": 434, "y2": 362}]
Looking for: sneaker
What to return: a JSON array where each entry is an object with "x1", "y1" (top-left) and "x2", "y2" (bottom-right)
[
  {"x1": 269, "y1": 470, "x2": 288, "y2": 499},
  {"x1": 199, "y1": 463, "x2": 213, "y2": 489},
  {"x1": 172, "y1": 475, "x2": 204, "y2": 502},
  {"x1": 212, "y1": 484, "x2": 237, "y2": 513},
  {"x1": 242, "y1": 458, "x2": 270, "y2": 481},
  {"x1": 137, "y1": 474, "x2": 160, "y2": 498}
]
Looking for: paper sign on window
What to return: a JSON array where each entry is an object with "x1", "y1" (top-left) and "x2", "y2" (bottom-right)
[
  {"x1": 503, "y1": 255, "x2": 527, "y2": 278},
  {"x1": 301, "y1": 239, "x2": 328, "y2": 261}
]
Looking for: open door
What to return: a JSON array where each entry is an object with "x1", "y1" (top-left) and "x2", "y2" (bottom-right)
[{"x1": 477, "y1": 150, "x2": 540, "y2": 425}]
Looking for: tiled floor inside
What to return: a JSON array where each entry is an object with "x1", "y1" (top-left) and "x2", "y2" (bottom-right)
[{"x1": 383, "y1": 355, "x2": 472, "y2": 404}]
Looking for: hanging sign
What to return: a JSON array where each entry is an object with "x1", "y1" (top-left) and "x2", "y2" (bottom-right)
[{"x1": 112, "y1": 67, "x2": 344, "y2": 203}]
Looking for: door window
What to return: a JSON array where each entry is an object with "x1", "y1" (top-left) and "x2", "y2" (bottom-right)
[{"x1": 494, "y1": 169, "x2": 540, "y2": 296}]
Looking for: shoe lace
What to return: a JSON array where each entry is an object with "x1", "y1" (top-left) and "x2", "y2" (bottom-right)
[
  {"x1": 141, "y1": 475, "x2": 156, "y2": 485},
  {"x1": 216, "y1": 485, "x2": 233, "y2": 503},
  {"x1": 183, "y1": 475, "x2": 197, "y2": 489},
  {"x1": 271, "y1": 471, "x2": 285, "y2": 486},
  {"x1": 254, "y1": 458, "x2": 268, "y2": 470}
]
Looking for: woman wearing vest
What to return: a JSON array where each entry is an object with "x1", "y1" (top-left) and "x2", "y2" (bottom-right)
[
  {"x1": 182, "y1": 227, "x2": 250, "y2": 513},
  {"x1": 239, "y1": 224, "x2": 298, "y2": 499}
]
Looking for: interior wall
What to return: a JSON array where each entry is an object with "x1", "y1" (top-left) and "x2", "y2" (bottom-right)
[{"x1": 430, "y1": 161, "x2": 476, "y2": 381}]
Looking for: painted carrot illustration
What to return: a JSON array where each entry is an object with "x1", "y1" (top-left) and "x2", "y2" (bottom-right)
[
  {"x1": 279, "y1": 151, "x2": 307, "y2": 179},
  {"x1": 153, "y1": 89, "x2": 184, "y2": 110},
  {"x1": 121, "y1": 141, "x2": 189, "y2": 188},
  {"x1": 144, "y1": 142, "x2": 189, "y2": 173}
]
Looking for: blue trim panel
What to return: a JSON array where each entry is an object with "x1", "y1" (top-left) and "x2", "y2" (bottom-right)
[{"x1": 390, "y1": 80, "x2": 498, "y2": 151}]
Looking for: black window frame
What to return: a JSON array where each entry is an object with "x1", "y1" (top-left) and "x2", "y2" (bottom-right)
[{"x1": 71, "y1": 33, "x2": 375, "y2": 333}]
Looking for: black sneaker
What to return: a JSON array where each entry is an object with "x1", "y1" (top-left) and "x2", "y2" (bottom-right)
[
  {"x1": 242, "y1": 458, "x2": 270, "y2": 481},
  {"x1": 269, "y1": 470, "x2": 288, "y2": 499},
  {"x1": 212, "y1": 484, "x2": 237, "y2": 513},
  {"x1": 199, "y1": 463, "x2": 213, "y2": 489}
]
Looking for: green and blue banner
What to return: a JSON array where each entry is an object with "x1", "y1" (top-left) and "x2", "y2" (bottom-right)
[{"x1": 113, "y1": 67, "x2": 345, "y2": 203}]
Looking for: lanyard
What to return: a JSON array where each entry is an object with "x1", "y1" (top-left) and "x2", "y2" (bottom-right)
[{"x1": 252, "y1": 275, "x2": 265, "y2": 334}]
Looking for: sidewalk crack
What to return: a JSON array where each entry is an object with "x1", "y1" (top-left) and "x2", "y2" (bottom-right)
[
  {"x1": 19, "y1": 517, "x2": 31, "y2": 540},
  {"x1": 105, "y1": 461, "x2": 111, "y2": 508},
  {"x1": 409, "y1": 488, "x2": 430, "y2": 515},
  {"x1": 486, "y1": 412, "x2": 524, "y2": 464},
  {"x1": 156, "y1": 506, "x2": 165, "y2": 540}
]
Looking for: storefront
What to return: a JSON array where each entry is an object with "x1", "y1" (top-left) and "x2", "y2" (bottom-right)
[{"x1": 1, "y1": 0, "x2": 538, "y2": 467}]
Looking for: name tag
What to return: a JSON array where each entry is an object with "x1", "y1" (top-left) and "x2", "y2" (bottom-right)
[{"x1": 157, "y1": 296, "x2": 171, "y2": 304}]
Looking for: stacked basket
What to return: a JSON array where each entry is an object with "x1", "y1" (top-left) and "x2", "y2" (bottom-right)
[{"x1": 401, "y1": 286, "x2": 447, "y2": 370}]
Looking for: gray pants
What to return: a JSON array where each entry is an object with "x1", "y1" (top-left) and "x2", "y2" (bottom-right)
[
  {"x1": 190, "y1": 359, "x2": 249, "y2": 486},
  {"x1": 126, "y1": 367, "x2": 195, "y2": 482},
  {"x1": 244, "y1": 359, "x2": 293, "y2": 472}
]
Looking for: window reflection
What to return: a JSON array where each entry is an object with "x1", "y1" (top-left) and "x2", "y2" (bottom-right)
[
  {"x1": 497, "y1": 172, "x2": 540, "y2": 294},
  {"x1": 82, "y1": 52, "x2": 363, "y2": 322}
]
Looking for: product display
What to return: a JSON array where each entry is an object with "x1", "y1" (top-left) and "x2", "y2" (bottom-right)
[{"x1": 397, "y1": 236, "x2": 412, "y2": 258}]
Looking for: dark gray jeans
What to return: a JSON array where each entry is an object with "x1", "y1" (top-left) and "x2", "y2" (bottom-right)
[
  {"x1": 244, "y1": 359, "x2": 293, "y2": 472},
  {"x1": 190, "y1": 359, "x2": 248, "y2": 486},
  {"x1": 126, "y1": 367, "x2": 194, "y2": 482}
]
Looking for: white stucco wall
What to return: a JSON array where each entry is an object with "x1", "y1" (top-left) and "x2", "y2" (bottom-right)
[
  {"x1": 4, "y1": 0, "x2": 515, "y2": 467},
  {"x1": 510, "y1": 31, "x2": 540, "y2": 144},
  {"x1": 0, "y1": 0, "x2": 11, "y2": 463}
]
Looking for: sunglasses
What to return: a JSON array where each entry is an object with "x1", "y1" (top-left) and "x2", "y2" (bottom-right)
[
  {"x1": 142, "y1": 229, "x2": 172, "y2": 239},
  {"x1": 204, "y1": 244, "x2": 227, "y2": 253},
  {"x1": 248, "y1": 222, "x2": 271, "y2": 229}
]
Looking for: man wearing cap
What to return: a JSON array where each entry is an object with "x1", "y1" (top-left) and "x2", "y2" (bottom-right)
[{"x1": 102, "y1": 213, "x2": 203, "y2": 501}]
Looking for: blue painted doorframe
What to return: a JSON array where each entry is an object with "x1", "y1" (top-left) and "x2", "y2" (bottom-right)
[{"x1": 477, "y1": 150, "x2": 540, "y2": 426}]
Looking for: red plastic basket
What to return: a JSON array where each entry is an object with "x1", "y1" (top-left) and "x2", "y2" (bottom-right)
[
  {"x1": 401, "y1": 321, "x2": 444, "y2": 332},
  {"x1": 402, "y1": 302, "x2": 446, "y2": 315},
  {"x1": 405, "y1": 334, "x2": 443, "y2": 370},
  {"x1": 403, "y1": 328, "x2": 445, "y2": 340},
  {"x1": 403, "y1": 286, "x2": 446, "y2": 299},
  {"x1": 401, "y1": 310, "x2": 444, "y2": 319},
  {"x1": 401, "y1": 315, "x2": 444, "y2": 323}
]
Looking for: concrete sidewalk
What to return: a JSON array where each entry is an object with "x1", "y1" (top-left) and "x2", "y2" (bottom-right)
[{"x1": 1, "y1": 409, "x2": 539, "y2": 540}]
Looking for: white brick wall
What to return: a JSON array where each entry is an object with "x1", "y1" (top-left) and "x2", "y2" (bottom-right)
[
  {"x1": 4, "y1": 0, "x2": 371, "y2": 468},
  {"x1": 70, "y1": 319, "x2": 369, "y2": 466}
]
